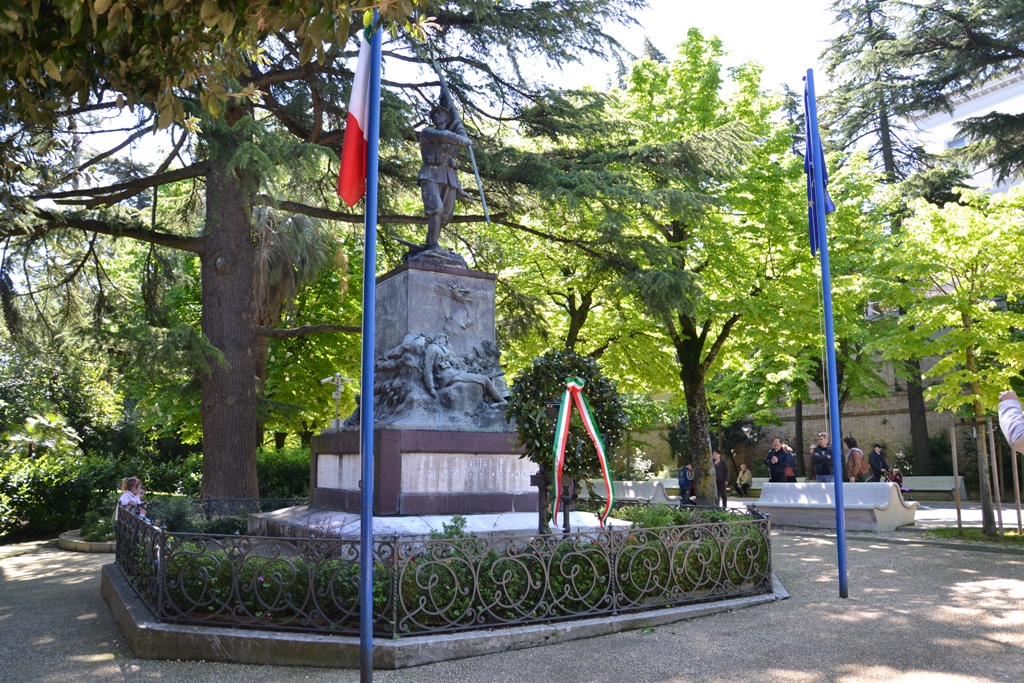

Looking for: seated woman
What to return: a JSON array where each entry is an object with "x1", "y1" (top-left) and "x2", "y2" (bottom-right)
[
  {"x1": 734, "y1": 463, "x2": 753, "y2": 497},
  {"x1": 116, "y1": 476, "x2": 149, "y2": 522}
]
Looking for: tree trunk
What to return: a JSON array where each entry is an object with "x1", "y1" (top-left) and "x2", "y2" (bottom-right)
[
  {"x1": 681, "y1": 366, "x2": 714, "y2": 505},
  {"x1": 199, "y1": 132, "x2": 260, "y2": 500},
  {"x1": 564, "y1": 290, "x2": 592, "y2": 351},
  {"x1": 905, "y1": 359, "x2": 931, "y2": 475},
  {"x1": 794, "y1": 399, "x2": 805, "y2": 477},
  {"x1": 965, "y1": 337, "x2": 997, "y2": 535}
]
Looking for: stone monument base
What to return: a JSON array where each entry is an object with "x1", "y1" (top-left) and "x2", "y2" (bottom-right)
[
  {"x1": 248, "y1": 507, "x2": 624, "y2": 539},
  {"x1": 311, "y1": 428, "x2": 538, "y2": 516}
]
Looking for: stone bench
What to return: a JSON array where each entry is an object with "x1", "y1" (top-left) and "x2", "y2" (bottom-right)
[
  {"x1": 748, "y1": 477, "x2": 809, "y2": 496},
  {"x1": 579, "y1": 480, "x2": 680, "y2": 507},
  {"x1": 900, "y1": 476, "x2": 967, "y2": 501},
  {"x1": 747, "y1": 482, "x2": 918, "y2": 532}
]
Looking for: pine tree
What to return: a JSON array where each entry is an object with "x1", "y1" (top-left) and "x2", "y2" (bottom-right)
[{"x1": 0, "y1": 0, "x2": 644, "y2": 498}]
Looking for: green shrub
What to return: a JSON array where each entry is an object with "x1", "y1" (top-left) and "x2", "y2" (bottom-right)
[
  {"x1": 194, "y1": 514, "x2": 248, "y2": 535},
  {"x1": 154, "y1": 496, "x2": 197, "y2": 532},
  {"x1": 256, "y1": 445, "x2": 310, "y2": 498},
  {"x1": 613, "y1": 503, "x2": 740, "y2": 528},
  {"x1": 80, "y1": 509, "x2": 116, "y2": 542},
  {"x1": 0, "y1": 451, "x2": 93, "y2": 539}
]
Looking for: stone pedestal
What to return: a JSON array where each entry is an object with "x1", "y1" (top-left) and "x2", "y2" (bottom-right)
[
  {"x1": 375, "y1": 260, "x2": 496, "y2": 362},
  {"x1": 312, "y1": 260, "x2": 535, "y2": 516},
  {"x1": 311, "y1": 429, "x2": 538, "y2": 515}
]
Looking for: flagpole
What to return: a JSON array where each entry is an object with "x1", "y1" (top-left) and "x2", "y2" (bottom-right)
[
  {"x1": 805, "y1": 68, "x2": 849, "y2": 599},
  {"x1": 360, "y1": 15, "x2": 383, "y2": 680}
]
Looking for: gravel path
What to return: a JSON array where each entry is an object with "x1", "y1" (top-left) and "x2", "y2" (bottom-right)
[{"x1": 2, "y1": 529, "x2": 1023, "y2": 683}]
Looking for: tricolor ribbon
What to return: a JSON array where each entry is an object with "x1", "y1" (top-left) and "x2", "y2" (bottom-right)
[{"x1": 550, "y1": 377, "x2": 615, "y2": 528}]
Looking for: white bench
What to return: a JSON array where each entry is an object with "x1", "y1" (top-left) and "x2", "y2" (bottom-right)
[
  {"x1": 749, "y1": 476, "x2": 809, "y2": 495},
  {"x1": 748, "y1": 482, "x2": 918, "y2": 532},
  {"x1": 578, "y1": 480, "x2": 681, "y2": 506},
  {"x1": 900, "y1": 476, "x2": 967, "y2": 501}
]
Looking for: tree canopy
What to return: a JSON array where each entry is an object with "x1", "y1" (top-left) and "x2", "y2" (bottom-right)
[{"x1": 0, "y1": 0, "x2": 645, "y2": 498}]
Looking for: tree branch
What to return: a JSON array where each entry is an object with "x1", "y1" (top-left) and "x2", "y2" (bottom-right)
[
  {"x1": 26, "y1": 209, "x2": 204, "y2": 254},
  {"x1": 256, "y1": 195, "x2": 500, "y2": 226},
  {"x1": 702, "y1": 313, "x2": 742, "y2": 372},
  {"x1": 76, "y1": 120, "x2": 156, "y2": 172},
  {"x1": 33, "y1": 162, "x2": 208, "y2": 201},
  {"x1": 255, "y1": 323, "x2": 361, "y2": 338}
]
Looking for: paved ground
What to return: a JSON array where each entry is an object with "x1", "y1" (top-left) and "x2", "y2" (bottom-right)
[{"x1": 2, "y1": 504, "x2": 1024, "y2": 682}]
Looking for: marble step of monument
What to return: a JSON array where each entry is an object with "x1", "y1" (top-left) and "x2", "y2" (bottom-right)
[{"x1": 248, "y1": 505, "x2": 631, "y2": 540}]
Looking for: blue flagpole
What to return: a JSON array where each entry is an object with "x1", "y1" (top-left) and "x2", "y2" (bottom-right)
[
  {"x1": 805, "y1": 69, "x2": 849, "y2": 599},
  {"x1": 360, "y1": 15, "x2": 382, "y2": 680}
]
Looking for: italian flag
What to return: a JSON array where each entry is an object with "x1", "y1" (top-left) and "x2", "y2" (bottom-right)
[{"x1": 337, "y1": 35, "x2": 372, "y2": 207}]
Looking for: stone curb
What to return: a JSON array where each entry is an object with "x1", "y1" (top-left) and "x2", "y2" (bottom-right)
[
  {"x1": 101, "y1": 563, "x2": 785, "y2": 670},
  {"x1": 57, "y1": 530, "x2": 116, "y2": 553}
]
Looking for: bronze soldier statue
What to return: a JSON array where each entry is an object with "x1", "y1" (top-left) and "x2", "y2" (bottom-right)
[{"x1": 418, "y1": 105, "x2": 473, "y2": 248}]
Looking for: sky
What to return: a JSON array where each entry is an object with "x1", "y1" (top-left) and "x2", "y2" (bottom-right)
[
  {"x1": 560, "y1": 0, "x2": 841, "y2": 93},
  {"x1": 87, "y1": 1, "x2": 844, "y2": 169}
]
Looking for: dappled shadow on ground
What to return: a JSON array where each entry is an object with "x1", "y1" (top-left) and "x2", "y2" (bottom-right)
[
  {"x1": 370, "y1": 531, "x2": 1024, "y2": 683},
  {"x1": 1, "y1": 533, "x2": 1023, "y2": 682},
  {"x1": 0, "y1": 548, "x2": 135, "y2": 682}
]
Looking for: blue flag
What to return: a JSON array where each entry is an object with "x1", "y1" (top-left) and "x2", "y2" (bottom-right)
[{"x1": 803, "y1": 83, "x2": 835, "y2": 257}]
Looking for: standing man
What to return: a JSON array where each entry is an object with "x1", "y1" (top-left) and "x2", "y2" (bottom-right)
[
  {"x1": 713, "y1": 450, "x2": 730, "y2": 509},
  {"x1": 868, "y1": 443, "x2": 891, "y2": 482},
  {"x1": 418, "y1": 104, "x2": 473, "y2": 249},
  {"x1": 812, "y1": 431, "x2": 835, "y2": 483},
  {"x1": 764, "y1": 438, "x2": 792, "y2": 483}
]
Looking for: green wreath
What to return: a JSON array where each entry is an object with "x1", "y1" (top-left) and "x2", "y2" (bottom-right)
[{"x1": 505, "y1": 349, "x2": 626, "y2": 485}]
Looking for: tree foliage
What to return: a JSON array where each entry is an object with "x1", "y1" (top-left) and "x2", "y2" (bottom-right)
[
  {"x1": 881, "y1": 0, "x2": 1024, "y2": 183},
  {"x1": 876, "y1": 188, "x2": 1024, "y2": 413},
  {"x1": 509, "y1": 31, "x2": 812, "y2": 503},
  {"x1": 0, "y1": 0, "x2": 644, "y2": 498}
]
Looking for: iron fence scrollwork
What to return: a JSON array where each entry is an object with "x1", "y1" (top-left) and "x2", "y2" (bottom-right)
[{"x1": 114, "y1": 504, "x2": 772, "y2": 638}]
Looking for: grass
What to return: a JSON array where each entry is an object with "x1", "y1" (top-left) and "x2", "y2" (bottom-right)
[{"x1": 924, "y1": 528, "x2": 1024, "y2": 546}]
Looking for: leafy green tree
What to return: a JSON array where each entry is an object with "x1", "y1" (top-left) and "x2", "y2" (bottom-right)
[
  {"x1": 875, "y1": 188, "x2": 1024, "y2": 535},
  {"x1": 822, "y1": 0, "x2": 945, "y2": 474},
  {"x1": 503, "y1": 31, "x2": 813, "y2": 503},
  {"x1": 0, "y1": 0, "x2": 642, "y2": 498}
]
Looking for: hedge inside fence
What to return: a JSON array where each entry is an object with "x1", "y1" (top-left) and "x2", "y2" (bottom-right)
[{"x1": 143, "y1": 509, "x2": 769, "y2": 635}]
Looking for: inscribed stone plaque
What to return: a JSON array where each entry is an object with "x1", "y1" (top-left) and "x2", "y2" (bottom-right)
[
  {"x1": 401, "y1": 453, "x2": 538, "y2": 494},
  {"x1": 317, "y1": 454, "x2": 361, "y2": 490}
]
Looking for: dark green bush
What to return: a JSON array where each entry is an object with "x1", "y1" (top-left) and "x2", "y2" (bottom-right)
[
  {"x1": 256, "y1": 446, "x2": 310, "y2": 498},
  {"x1": 0, "y1": 451, "x2": 93, "y2": 539},
  {"x1": 194, "y1": 514, "x2": 248, "y2": 535},
  {"x1": 613, "y1": 503, "x2": 738, "y2": 528},
  {"x1": 154, "y1": 496, "x2": 197, "y2": 532},
  {"x1": 80, "y1": 509, "x2": 116, "y2": 542}
]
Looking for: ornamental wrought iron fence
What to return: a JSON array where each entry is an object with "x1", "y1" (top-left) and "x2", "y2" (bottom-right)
[{"x1": 114, "y1": 506, "x2": 772, "y2": 638}]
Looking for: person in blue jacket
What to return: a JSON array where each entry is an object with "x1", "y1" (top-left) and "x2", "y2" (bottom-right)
[
  {"x1": 677, "y1": 462, "x2": 694, "y2": 504},
  {"x1": 765, "y1": 438, "x2": 793, "y2": 483}
]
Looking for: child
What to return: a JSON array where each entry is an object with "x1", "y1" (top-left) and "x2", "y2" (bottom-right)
[{"x1": 117, "y1": 476, "x2": 150, "y2": 522}]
